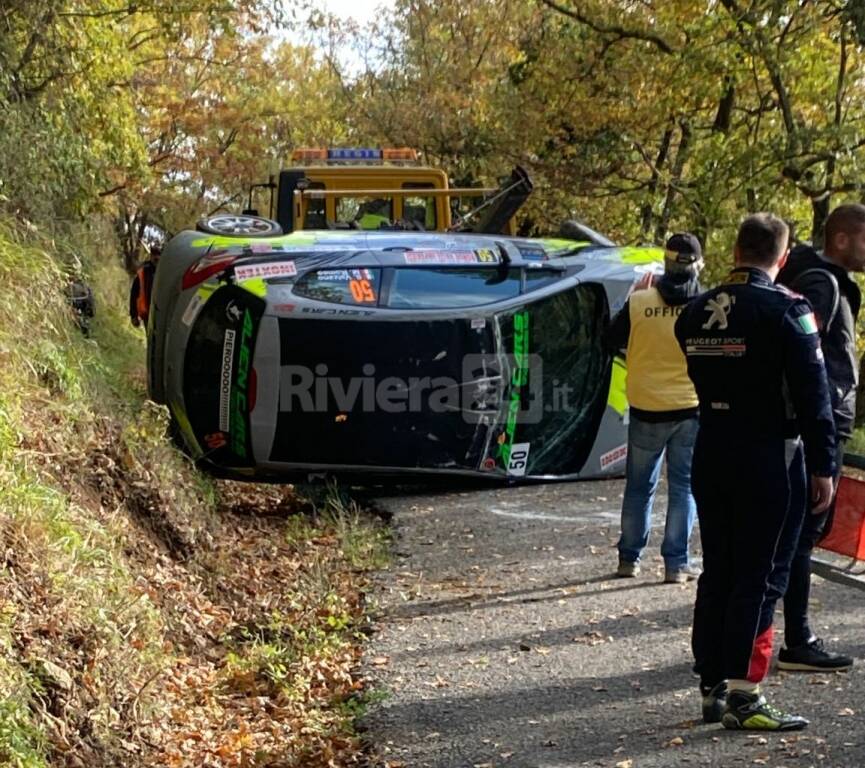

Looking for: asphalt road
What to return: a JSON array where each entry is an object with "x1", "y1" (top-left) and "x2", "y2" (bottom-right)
[{"x1": 361, "y1": 479, "x2": 865, "y2": 768}]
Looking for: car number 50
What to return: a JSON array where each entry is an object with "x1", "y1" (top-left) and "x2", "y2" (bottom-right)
[
  {"x1": 507, "y1": 442, "x2": 530, "y2": 477},
  {"x1": 349, "y1": 279, "x2": 376, "y2": 303}
]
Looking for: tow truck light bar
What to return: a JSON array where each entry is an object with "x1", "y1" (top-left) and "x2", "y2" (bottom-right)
[{"x1": 289, "y1": 147, "x2": 419, "y2": 164}]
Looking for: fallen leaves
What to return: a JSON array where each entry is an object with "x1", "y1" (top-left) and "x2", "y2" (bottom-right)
[{"x1": 129, "y1": 482, "x2": 376, "y2": 766}]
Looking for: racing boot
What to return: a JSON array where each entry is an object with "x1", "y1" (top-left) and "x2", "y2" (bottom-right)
[
  {"x1": 722, "y1": 691, "x2": 808, "y2": 731},
  {"x1": 700, "y1": 681, "x2": 727, "y2": 724}
]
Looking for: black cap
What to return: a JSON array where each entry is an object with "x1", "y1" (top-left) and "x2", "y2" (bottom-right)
[{"x1": 665, "y1": 232, "x2": 702, "y2": 264}]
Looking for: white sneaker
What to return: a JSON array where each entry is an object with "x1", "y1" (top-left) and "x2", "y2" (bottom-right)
[{"x1": 664, "y1": 563, "x2": 702, "y2": 584}]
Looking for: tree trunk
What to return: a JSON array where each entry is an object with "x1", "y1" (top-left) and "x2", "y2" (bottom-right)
[
  {"x1": 115, "y1": 203, "x2": 147, "y2": 274},
  {"x1": 810, "y1": 194, "x2": 831, "y2": 248},
  {"x1": 654, "y1": 120, "x2": 692, "y2": 244},
  {"x1": 639, "y1": 124, "x2": 673, "y2": 241}
]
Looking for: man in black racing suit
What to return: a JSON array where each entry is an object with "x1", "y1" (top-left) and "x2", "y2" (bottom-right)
[{"x1": 675, "y1": 213, "x2": 836, "y2": 731}]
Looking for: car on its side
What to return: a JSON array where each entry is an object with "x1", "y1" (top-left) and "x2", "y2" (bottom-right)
[{"x1": 146, "y1": 218, "x2": 662, "y2": 482}]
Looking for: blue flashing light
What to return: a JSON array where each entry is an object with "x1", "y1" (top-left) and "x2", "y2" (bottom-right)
[{"x1": 328, "y1": 148, "x2": 382, "y2": 160}]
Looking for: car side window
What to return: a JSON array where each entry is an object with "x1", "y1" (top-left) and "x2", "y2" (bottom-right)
[
  {"x1": 293, "y1": 268, "x2": 381, "y2": 306},
  {"x1": 387, "y1": 267, "x2": 521, "y2": 309},
  {"x1": 525, "y1": 268, "x2": 566, "y2": 292}
]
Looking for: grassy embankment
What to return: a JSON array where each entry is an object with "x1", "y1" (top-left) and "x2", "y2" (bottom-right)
[{"x1": 0, "y1": 219, "x2": 388, "y2": 767}]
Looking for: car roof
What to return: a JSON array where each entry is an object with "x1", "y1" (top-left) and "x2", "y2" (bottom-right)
[{"x1": 184, "y1": 229, "x2": 665, "y2": 268}]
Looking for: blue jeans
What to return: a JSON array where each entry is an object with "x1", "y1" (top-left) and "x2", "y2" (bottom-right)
[{"x1": 617, "y1": 414, "x2": 698, "y2": 570}]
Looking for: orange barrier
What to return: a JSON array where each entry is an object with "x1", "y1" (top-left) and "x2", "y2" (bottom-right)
[{"x1": 818, "y1": 474, "x2": 865, "y2": 560}]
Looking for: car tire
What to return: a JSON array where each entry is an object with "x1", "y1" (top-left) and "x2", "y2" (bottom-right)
[{"x1": 195, "y1": 214, "x2": 283, "y2": 237}]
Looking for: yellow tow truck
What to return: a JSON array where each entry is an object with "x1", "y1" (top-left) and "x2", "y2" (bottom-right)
[{"x1": 243, "y1": 147, "x2": 532, "y2": 236}]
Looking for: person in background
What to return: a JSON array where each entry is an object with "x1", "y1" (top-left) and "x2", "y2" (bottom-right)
[
  {"x1": 675, "y1": 213, "x2": 835, "y2": 730},
  {"x1": 774, "y1": 203, "x2": 865, "y2": 672},
  {"x1": 605, "y1": 233, "x2": 704, "y2": 584},
  {"x1": 129, "y1": 244, "x2": 161, "y2": 327},
  {"x1": 66, "y1": 278, "x2": 95, "y2": 337}
]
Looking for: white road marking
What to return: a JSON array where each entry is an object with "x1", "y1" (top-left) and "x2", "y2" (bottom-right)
[
  {"x1": 488, "y1": 497, "x2": 669, "y2": 527},
  {"x1": 489, "y1": 506, "x2": 621, "y2": 524}
]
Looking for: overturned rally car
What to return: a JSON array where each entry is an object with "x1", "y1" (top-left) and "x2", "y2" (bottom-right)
[{"x1": 146, "y1": 224, "x2": 662, "y2": 482}]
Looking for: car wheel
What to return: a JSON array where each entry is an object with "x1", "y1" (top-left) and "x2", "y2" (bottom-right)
[{"x1": 195, "y1": 214, "x2": 283, "y2": 237}]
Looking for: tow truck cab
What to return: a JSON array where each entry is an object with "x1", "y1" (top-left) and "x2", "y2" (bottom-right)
[{"x1": 252, "y1": 148, "x2": 525, "y2": 235}]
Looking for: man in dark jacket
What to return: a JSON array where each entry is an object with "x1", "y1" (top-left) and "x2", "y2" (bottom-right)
[
  {"x1": 775, "y1": 203, "x2": 865, "y2": 671},
  {"x1": 676, "y1": 213, "x2": 836, "y2": 730}
]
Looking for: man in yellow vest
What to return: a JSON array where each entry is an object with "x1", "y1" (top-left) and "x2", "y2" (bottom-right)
[{"x1": 605, "y1": 233, "x2": 704, "y2": 583}]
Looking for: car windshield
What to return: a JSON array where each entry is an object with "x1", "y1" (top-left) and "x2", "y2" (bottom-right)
[
  {"x1": 335, "y1": 197, "x2": 393, "y2": 229},
  {"x1": 505, "y1": 284, "x2": 610, "y2": 475}
]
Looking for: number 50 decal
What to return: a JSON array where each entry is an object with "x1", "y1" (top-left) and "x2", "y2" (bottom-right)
[
  {"x1": 507, "y1": 442, "x2": 531, "y2": 477},
  {"x1": 349, "y1": 279, "x2": 376, "y2": 303}
]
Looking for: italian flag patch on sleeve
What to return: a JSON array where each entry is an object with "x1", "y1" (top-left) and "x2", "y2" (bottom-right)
[{"x1": 797, "y1": 312, "x2": 818, "y2": 334}]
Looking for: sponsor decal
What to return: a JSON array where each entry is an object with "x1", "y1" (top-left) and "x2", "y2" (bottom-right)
[
  {"x1": 182, "y1": 293, "x2": 206, "y2": 326},
  {"x1": 481, "y1": 457, "x2": 497, "y2": 471},
  {"x1": 471, "y1": 317, "x2": 486, "y2": 330},
  {"x1": 235, "y1": 261, "x2": 298, "y2": 281},
  {"x1": 518, "y1": 248, "x2": 545, "y2": 261},
  {"x1": 225, "y1": 300, "x2": 243, "y2": 324},
  {"x1": 506, "y1": 442, "x2": 531, "y2": 477},
  {"x1": 219, "y1": 330, "x2": 236, "y2": 432},
  {"x1": 498, "y1": 310, "x2": 530, "y2": 468},
  {"x1": 797, "y1": 312, "x2": 818, "y2": 334},
  {"x1": 404, "y1": 250, "x2": 482, "y2": 265},
  {"x1": 600, "y1": 443, "x2": 628, "y2": 470},
  {"x1": 300, "y1": 307, "x2": 375, "y2": 317},
  {"x1": 273, "y1": 303, "x2": 296, "y2": 315},
  {"x1": 315, "y1": 268, "x2": 373, "y2": 282},
  {"x1": 230, "y1": 309, "x2": 255, "y2": 458},
  {"x1": 685, "y1": 336, "x2": 746, "y2": 357},
  {"x1": 702, "y1": 292, "x2": 735, "y2": 330}
]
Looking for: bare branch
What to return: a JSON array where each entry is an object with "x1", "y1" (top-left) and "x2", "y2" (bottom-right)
[{"x1": 539, "y1": 0, "x2": 675, "y2": 54}]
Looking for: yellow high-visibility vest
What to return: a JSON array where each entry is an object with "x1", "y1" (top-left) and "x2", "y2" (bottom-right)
[{"x1": 626, "y1": 287, "x2": 698, "y2": 412}]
